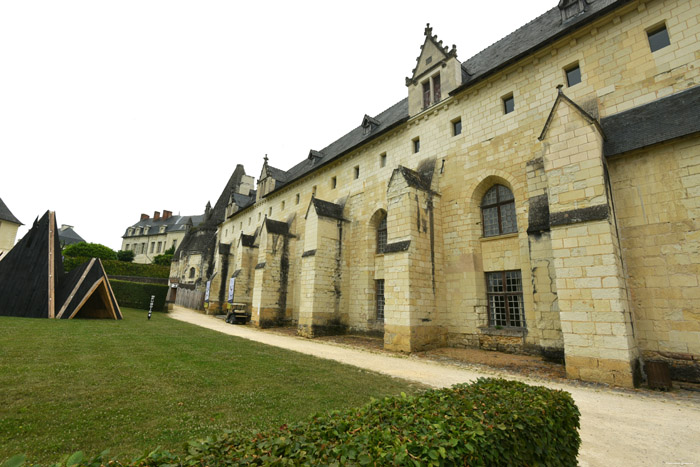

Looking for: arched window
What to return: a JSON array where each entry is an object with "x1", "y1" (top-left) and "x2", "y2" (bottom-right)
[
  {"x1": 376, "y1": 215, "x2": 387, "y2": 253},
  {"x1": 481, "y1": 185, "x2": 517, "y2": 237},
  {"x1": 188, "y1": 267, "x2": 196, "y2": 279}
]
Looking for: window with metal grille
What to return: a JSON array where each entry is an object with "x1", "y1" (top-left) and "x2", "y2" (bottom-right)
[
  {"x1": 377, "y1": 215, "x2": 387, "y2": 253},
  {"x1": 481, "y1": 184, "x2": 517, "y2": 237},
  {"x1": 376, "y1": 279, "x2": 385, "y2": 322},
  {"x1": 487, "y1": 270, "x2": 524, "y2": 327}
]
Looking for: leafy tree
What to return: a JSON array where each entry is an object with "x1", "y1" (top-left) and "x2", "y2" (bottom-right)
[
  {"x1": 164, "y1": 246, "x2": 175, "y2": 255},
  {"x1": 63, "y1": 242, "x2": 117, "y2": 260},
  {"x1": 116, "y1": 249, "x2": 135, "y2": 262},
  {"x1": 153, "y1": 253, "x2": 173, "y2": 266}
]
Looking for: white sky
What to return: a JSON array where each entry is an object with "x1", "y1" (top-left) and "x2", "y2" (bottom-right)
[{"x1": 1, "y1": 0, "x2": 555, "y2": 251}]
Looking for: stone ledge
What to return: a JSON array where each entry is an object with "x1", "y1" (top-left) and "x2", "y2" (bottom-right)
[
  {"x1": 478, "y1": 326, "x2": 528, "y2": 337},
  {"x1": 479, "y1": 232, "x2": 519, "y2": 243}
]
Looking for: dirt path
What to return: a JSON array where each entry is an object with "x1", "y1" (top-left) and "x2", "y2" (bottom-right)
[{"x1": 169, "y1": 307, "x2": 700, "y2": 466}]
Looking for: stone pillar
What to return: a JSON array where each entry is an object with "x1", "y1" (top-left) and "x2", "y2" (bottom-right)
[
  {"x1": 251, "y1": 219, "x2": 291, "y2": 328},
  {"x1": 383, "y1": 166, "x2": 445, "y2": 352},
  {"x1": 231, "y1": 234, "x2": 257, "y2": 314},
  {"x1": 541, "y1": 93, "x2": 639, "y2": 387},
  {"x1": 298, "y1": 199, "x2": 345, "y2": 337}
]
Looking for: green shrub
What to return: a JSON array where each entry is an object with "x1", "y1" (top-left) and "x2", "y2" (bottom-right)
[
  {"x1": 56, "y1": 378, "x2": 580, "y2": 466},
  {"x1": 63, "y1": 257, "x2": 170, "y2": 279},
  {"x1": 63, "y1": 242, "x2": 117, "y2": 260},
  {"x1": 152, "y1": 253, "x2": 173, "y2": 266},
  {"x1": 109, "y1": 280, "x2": 168, "y2": 311},
  {"x1": 116, "y1": 250, "x2": 135, "y2": 262}
]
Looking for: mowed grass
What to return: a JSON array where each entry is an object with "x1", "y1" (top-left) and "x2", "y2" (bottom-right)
[{"x1": 0, "y1": 309, "x2": 423, "y2": 464}]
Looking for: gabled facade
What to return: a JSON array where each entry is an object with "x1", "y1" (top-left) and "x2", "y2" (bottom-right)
[
  {"x1": 0, "y1": 197, "x2": 22, "y2": 260},
  {"x1": 120, "y1": 210, "x2": 204, "y2": 264},
  {"x1": 189, "y1": 0, "x2": 700, "y2": 387}
]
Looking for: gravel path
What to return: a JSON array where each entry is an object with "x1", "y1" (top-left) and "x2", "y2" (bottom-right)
[{"x1": 169, "y1": 307, "x2": 700, "y2": 466}]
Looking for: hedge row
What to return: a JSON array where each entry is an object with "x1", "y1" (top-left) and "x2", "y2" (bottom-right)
[
  {"x1": 63, "y1": 257, "x2": 170, "y2": 279},
  {"x1": 109, "y1": 280, "x2": 168, "y2": 312},
  {"x1": 45, "y1": 378, "x2": 580, "y2": 466}
]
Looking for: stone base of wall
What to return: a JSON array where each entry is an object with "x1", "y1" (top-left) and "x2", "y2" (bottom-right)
[
  {"x1": 643, "y1": 351, "x2": 700, "y2": 383},
  {"x1": 384, "y1": 324, "x2": 446, "y2": 352},
  {"x1": 446, "y1": 333, "x2": 480, "y2": 349},
  {"x1": 565, "y1": 355, "x2": 641, "y2": 388},
  {"x1": 252, "y1": 307, "x2": 284, "y2": 328},
  {"x1": 297, "y1": 320, "x2": 347, "y2": 338},
  {"x1": 448, "y1": 330, "x2": 565, "y2": 363}
]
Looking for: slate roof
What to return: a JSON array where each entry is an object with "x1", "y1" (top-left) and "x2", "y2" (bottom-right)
[
  {"x1": 257, "y1": 0, "x2": 631, "y2": 199},
  {"x1": 263, "y1": 99, "x2": 409, "y2": 196},
  {"x1": 452, "y1": 0, "x2": 627, "y2": 95},
  {"x1": 58, "y1": 227, "x2": 85, "y2": 246},
  {"x1": 231, "y1": 192, "x2": 255, "y2": 210},
  {"x1": 311, "y1": 198, "x2": 344, "y2": 220},
  {"x1": 398, "y1": 166, "x2": 433, "y2": 192},
  {"x1": 602, "y1": 85, "x2": 700, "y2": 157},
  {"x1": 122, "y1": 214, "x2": 205, "y2": 238},
  {"x1": 265, "y1": 218, "x2": 290, "y2": 235},
  {"x1": 0, "y1": 197, "x2": 22, "y2": 225}
]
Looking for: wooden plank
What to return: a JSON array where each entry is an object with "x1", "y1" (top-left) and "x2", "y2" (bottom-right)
[
  {"x1": 56, "y1": 258, "x2": 95, "y2": 319},
  {"x1": 97, "y1": 258, "x2": 122, "y2": 319},
  {"x1": 67, "y1": 277, "x2": 105, "y2": 320},
  {"x1": 48, "y1": 211, "x2": 55, "y2": 319}
]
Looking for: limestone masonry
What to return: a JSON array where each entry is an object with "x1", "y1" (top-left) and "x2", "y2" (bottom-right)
[{"x1": 169, "y1": 0, "x2": 700, "y2": 387}]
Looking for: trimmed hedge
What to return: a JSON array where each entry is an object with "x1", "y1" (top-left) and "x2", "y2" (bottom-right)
[
  {"x1": 63, "y1": 242, "x2": 117, "y2": 260},
  {"x1": 48, "y1": 378, "x2": 580, "y2": 466},
  {"x1": 109, "y1": 280, "x2": 168, "y2": 312},
  {"x1": 63, "y1": 257, "x2": 170, "y2": 279}
]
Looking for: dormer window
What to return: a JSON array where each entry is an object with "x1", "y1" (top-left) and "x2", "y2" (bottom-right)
[
  {"x1": 558, "y1": 0, "x2": 585, "y2": 22},
  {"x1": 160, "y1": 226, "x2": 166, "y2": 233},
  {"x1": 362, "y1": 115, "x2": 380, "y2": 136},
  {"x1": 308, "y1": 150, "x2": 324, "y2": 165},
  {"x1": 406, "y1": 24, "x2": 459, "y2": 117}
]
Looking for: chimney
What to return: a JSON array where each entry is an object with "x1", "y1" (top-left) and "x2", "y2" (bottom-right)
[
  {"x1": 162, "y1": 210, "x2": 172, "y2": 220},
  {"x1": 154, "y1": 211, "x2": 161, "y2": 220},
  {"x1": 140, "y1": 213, "x2": 149, "y2": 221},
  {"x1": 60, "y1": 224, "x2": 73, "y2": 232}
]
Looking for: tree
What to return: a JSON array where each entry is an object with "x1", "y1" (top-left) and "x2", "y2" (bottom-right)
[
  {"x1": 153, "y1": 253, "x2": 173, "y2": 266},
  {"x1": 116, "y1": 249, "x2": 135, "y2": 262},
  {"x1": 63, "y1": 242, "x2": 117, "y2": 260}
]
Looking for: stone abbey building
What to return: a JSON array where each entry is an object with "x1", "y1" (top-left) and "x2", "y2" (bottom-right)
[{"x1": 170, "y1": 0, "x2": 700, "y2": 387}]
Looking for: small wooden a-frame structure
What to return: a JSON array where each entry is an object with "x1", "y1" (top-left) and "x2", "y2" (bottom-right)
[{"x1": 0, "y1": 211, "x2": 121, "y2": 319}]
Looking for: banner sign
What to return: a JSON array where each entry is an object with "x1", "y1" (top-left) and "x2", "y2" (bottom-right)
[{"x1": 227, "y1": 277, "x2": 236, "y2": 304}]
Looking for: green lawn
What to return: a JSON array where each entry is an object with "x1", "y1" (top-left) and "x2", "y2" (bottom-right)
[{"x1": 0, "y1": 309, "x2": 423, "y2": 464}]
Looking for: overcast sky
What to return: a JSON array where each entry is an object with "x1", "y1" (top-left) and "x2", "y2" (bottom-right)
[{"x1": 1, "y1": 0, "x2": 555, "y2": 251}]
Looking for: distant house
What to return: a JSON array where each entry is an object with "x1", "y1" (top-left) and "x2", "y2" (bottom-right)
[
  {"x1": 58, "y1": 224, "x2": 86, "y2": 248},
  {"x1": 120, "y1": 210, "x2": 205, "y2": 264},
  {"x1": 0, "y1": 197, "x2": 22, "y2": 260}
]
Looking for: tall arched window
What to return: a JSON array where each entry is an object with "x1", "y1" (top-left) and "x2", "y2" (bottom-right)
[
  {"x1": 376, "y1": 215, "x2": 387, "y2": 253},
  {"x1": 188, "y1": 267, "x2": 196, "y2": 279},
  {"x1": 481, "y1": 184, "x2": 517, "y2": 237}
]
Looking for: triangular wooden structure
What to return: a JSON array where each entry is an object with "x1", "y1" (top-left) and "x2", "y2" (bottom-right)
[{"x1": 0, "y1": 211, "x2": 121, "y2": 319}]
